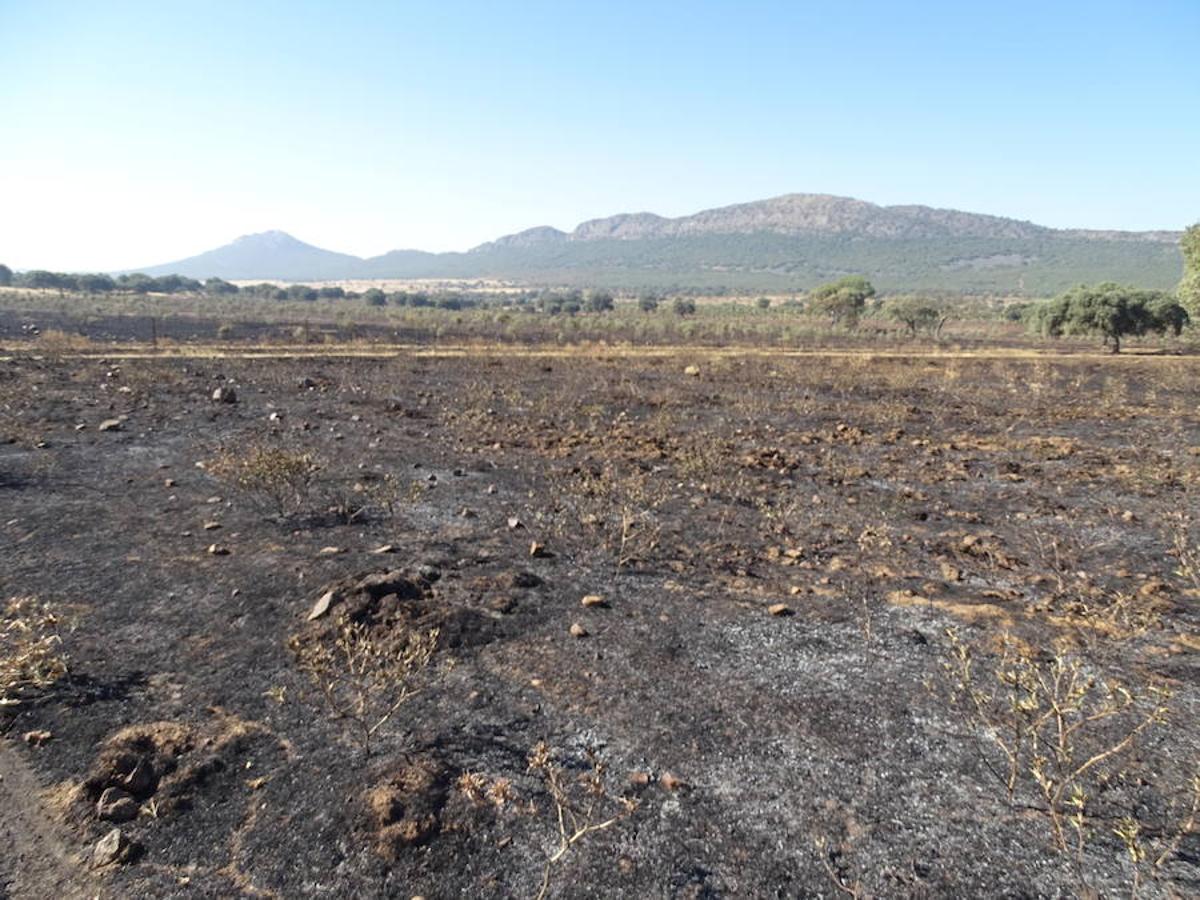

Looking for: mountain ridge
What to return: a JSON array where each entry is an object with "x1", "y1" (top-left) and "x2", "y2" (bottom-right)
[{"x1": 136, "y1": 193, "x2": 1186, "y2": 293}]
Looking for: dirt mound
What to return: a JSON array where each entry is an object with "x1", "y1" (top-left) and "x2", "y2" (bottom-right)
[
  {"x1": 365, "y1": 758, "x2": 451, "y2": 858},
  {"x1": 76, "y1": 712, "x2": 279, "y2": 819},
  {"x1": 296, "y1": 568, "x2": 523, "y2": 652}
]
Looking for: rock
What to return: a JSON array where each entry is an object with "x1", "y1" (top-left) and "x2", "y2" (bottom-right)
[
  {"x1": 21, "y1": 729, "x2": 52, "y2": 746},
  {"x1": 98, "y1": 418, "x2": 123, "y2": 432},
  {"x1": 939, "y1": 562, "x2": 963, "y2": 582},
  {"x1": 206, "y1": 544, "x2": 229, "y2": 556},
  {"x1": 211, "y1": 386, "x2": 237, "y2": 404},
  {"x1": 683, "y1": 365, "x2": 700, "y2": 377},
  {"x1": 628, "y1": 771, "x2": 652, "y2": 787},
  {"x1": 92, "y1": 828, "x2": 131, "y2": 868},
  {"x1": 298, "y1": 376, "x2": 316, "y2": 389},
  {"x1": 318, "y1": 546, "x2": 343, "y2": 555},
  {"x1": 97, "y1": 787, "x2": 138, "y2": 823},
  {"x1": 660, "y1": 771, "x2": 686, "y2": 791},
  {"x1": 202, "y1": 521, "x2": 221, "y2": 531},
  {"x1": 163, "y1": 478, "x2": 176, "y2": 488},
  {"x1": 767, "y1": 603, "x2": 793, "y2": 617},
  {"x1": 121, "y1": 757, "x2": 156, "y2": 797},
  {"x1": 507, "y1": 517, "x2": 524, "y2": 530},
  {"x1": 569, "y1": 623, "x2": 589, "y2": 638},
  {"x1": 581, "y1": 594, "x2": 606, "y2": 608},
  {"x1": 308, "y1": 590, "x2": 336, "y2": 621},
  {"x1": 529, "y1": 541, "x2": 548, "y2": 558},
  {"x1": 372, "y1": 544, "x2": 397, "y2": 554}
]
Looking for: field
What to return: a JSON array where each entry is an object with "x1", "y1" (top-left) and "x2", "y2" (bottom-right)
[{"x1": 2, "y1": 319, "x2": 1200, "y2": 896}]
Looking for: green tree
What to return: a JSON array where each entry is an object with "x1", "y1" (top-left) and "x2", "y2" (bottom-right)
[
  {"x1": 205, "y1": 277, "x2": 239, "y2": 295},
  {"x1": 22, "y1": 270, "x2": 73, "y2": 292},
  {"x1": 153, "y1": 274, "x2": 201, "y2": 294},
  {"x1": 1178, "y1": 223, "x2": 1200, "y2": 317},
  {"x1": 287, "y1": 284, "x2": 318, "y2": 302},
  {"x1": 585, "y1": 289, "x2": 615, "y2": 313},
  {"x1": 885, "y1": 295, "x2": 950, "y2": 337},
  {"x1": 808, "y1": 275, "x2": 875, "y2": 327},
  {"x1": 0, "y1": 264, "x2": 12, "y2": 286},
  {"x1": 1150, "y1": 293, "x2": 1189, "y2": 336},
  {"x1": 76, "y1": 273, "x2": 116, "y2": 294},
  {"x1": 756, "y1": 296, "x2": 771, "y2": 310},
  {"x1": 318, "y1": 286, "x2": 346, "y2": 300},
  {"x1": 672, "y1": 297, "x2": 696, "y2": 316},
  {"x1": 117, "y1": 273, "x2": 156, "y2": 294},
  {"x1": 362, "y1": 288, "x2": 387, "y2": 306},
  {"x1": 637, "y1": 292, "x2": 659, "y2": 313},
  {"x1": 1029, "y1": 282, "x2": 1186, "y2": 352}
]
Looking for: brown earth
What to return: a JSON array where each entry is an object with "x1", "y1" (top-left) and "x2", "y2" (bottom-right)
[{"x1": 1, "y1": 346, "x2": 1198, "y2": 898}]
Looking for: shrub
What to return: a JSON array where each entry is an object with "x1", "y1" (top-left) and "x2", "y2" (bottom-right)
[
  {"x1": 1, "y1": 597, "x2": 69, "y2": 706},
  {"x1": 289, "y1": 620, "x2": 437, "y2": 757},
  {"x1": 207, "y1": 445, "x2": 321, "y2": 517}
]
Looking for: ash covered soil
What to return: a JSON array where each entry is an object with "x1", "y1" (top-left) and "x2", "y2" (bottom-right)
[{"x1": 1, "y1": 348, "x2": 1199, "y2": 898}]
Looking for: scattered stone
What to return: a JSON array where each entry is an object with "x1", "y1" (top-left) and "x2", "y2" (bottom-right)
[
  {"x1": 207, "y1": 544, "x2": 229, "y2": 556},
  {"x1": 97, "y1": 787, "x2": 139, "y2": 823},
  {"x1": 486, "y1": 484, "x2": 497, "y2": 494},
  {"x1": 581, "y1": 594, "x2": 606, "y2": 608},
  {"x1": 489, "y1": 595, "x2": 516, "y2": 614},
  {"x1": 120, "y1": 757, "x2": 156, "y2": 796},
  {"x1": 767, "y1": 603, "x2": 793, "y2": 617},
  {"x1": 211, "y1": 386, "x2": 237, "y2": 404},
  {"x1": 268, "y1": 411, "x2": 281, "y2": 422},
  {"x1": 92, "y1": 828, "x2": 131, "y2": 868},
  {"x1": 683, "y1": 365, "x2": 701, "y2": 377},
  {"x1": 507, "y1": 516, "x2": 524, "y2": 530},
  {"x1": 308, "y1": 590, "x2": 336, "y2": 621},
  {"x1": 163, "y1": 478, "x2": 176, "y2": 488},
  {"x1": 98, "y1": 418, "x2": 123, "y2": 432},
  {"x1": 21, "y1": 730, "x2": 52, "y2": 746},
  {"x1": 372, "y1": 544, "x2": 397, "y2": 554},
  {"x1": 940, "y1": 562, "x2": 963, "y2": 582},
  {"x1": 628, "y1": 771, "x2": 652, "y2": 787},
  {"x1": 318, "y1": 546, "x2": 343, "y2": 555},
  {"x1": 529, "y1": 541, "x2": 548, "y2": 558},
  {"x1": 569, "y1": 623, "x2": 589, "y2": 638},
  {"x1": 202, "y1": 521, "x2": 221, "y2": 531},
  {"x1": 459, "y1": 507, "x2": 476, "y2": 518},
  {"x1": 1121, "y1": 510, "x2": 1136, "y2": 522},
  {"x1": 660, "y1": 771, "x2": 686, "y2": 791}
]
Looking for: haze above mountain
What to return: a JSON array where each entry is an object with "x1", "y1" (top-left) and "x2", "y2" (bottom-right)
[{"x1": 138, "y1": 193, "x2": 1185, "y2": 294}]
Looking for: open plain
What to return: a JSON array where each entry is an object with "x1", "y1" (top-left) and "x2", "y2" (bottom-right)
[{"x1": 2, "y1": 339, "x2": 1199, "y2": 898}]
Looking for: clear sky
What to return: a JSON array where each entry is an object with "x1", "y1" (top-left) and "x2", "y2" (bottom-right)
[{"x1": 1, "y1": 0, "x2": 1197, "y2": 271}]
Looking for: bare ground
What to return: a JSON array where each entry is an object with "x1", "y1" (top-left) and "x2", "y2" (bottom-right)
[{"x1": 1, "y1": 346, "x2": 1198, "y2": 898}]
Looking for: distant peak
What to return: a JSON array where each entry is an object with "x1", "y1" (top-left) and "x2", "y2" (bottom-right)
[{"x1": 232, "y1": 230, "x2": 302, "y2": 246}]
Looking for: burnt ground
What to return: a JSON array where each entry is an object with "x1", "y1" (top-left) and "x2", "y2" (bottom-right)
[{"x1": 1, "y1": 347, "x2": 1198, "y2": 898}]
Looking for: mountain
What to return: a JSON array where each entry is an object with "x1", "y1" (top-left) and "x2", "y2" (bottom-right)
[
  {"x1": 138, "y1": 230, "x2": 364, "y2": 281},
  {"x1": 134, "y1": 195, "x2": 1186, "y2": 294}
]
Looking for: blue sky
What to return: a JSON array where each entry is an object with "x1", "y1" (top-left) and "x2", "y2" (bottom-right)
[{"x1": 0, "y1": 0, "x2": 1197, "y2": 270}]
